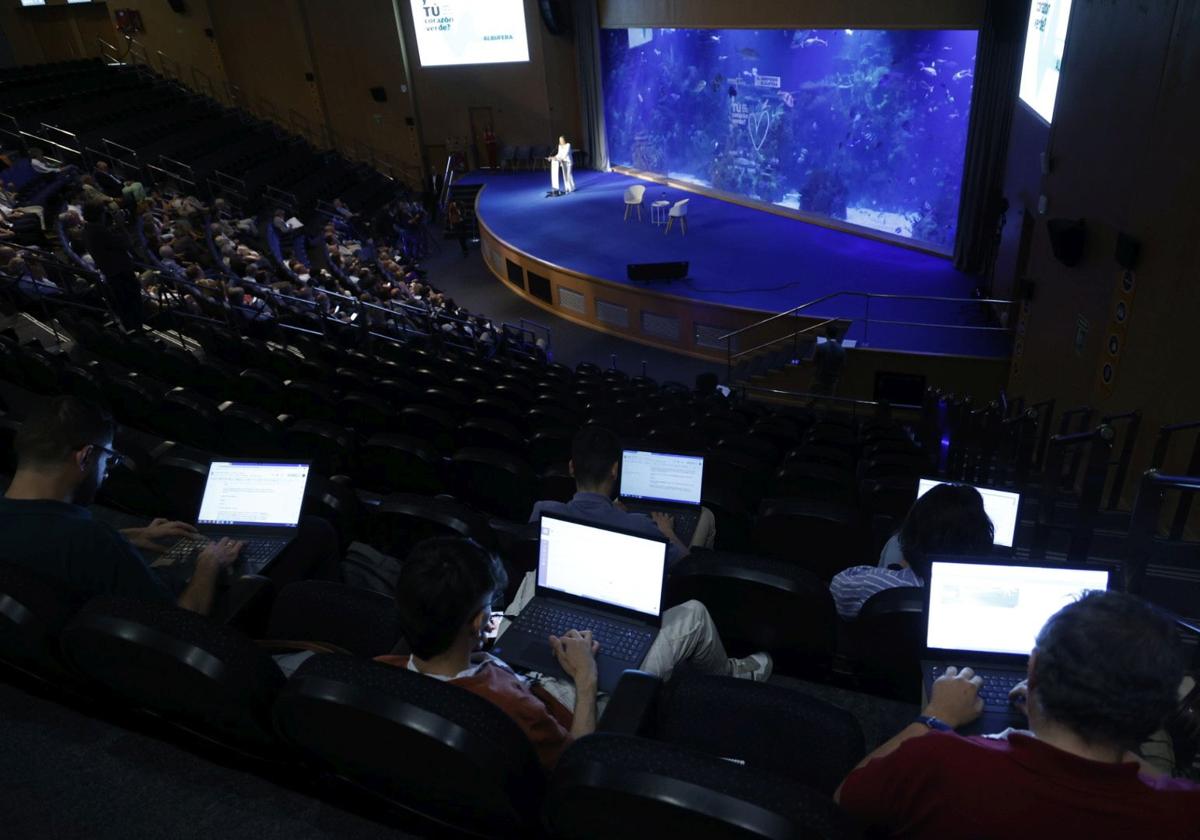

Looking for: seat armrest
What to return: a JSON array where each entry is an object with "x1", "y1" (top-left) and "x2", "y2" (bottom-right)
[{"x1": 597, "y1": 669, "x2": 661, "y2": 735}]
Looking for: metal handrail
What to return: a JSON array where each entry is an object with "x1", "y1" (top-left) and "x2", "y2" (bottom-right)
[
  {"x1": 731, "y1": 316, "x2": 839, "y2": 362},
  {"x1": 718, "y1": 290, "x2": 1014, "y2": 342},
  {"x1": 736, "y1": 383, "x2": 921, "y2": 413}
]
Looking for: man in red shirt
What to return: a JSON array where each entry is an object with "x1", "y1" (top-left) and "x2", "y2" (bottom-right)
[{"x1": 835, "y1": 591, "x2": 1199, "y2": 838}]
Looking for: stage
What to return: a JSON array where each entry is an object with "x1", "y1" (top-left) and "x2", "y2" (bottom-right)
[{"x1": 466, "y1": 169, "x2": 1011, "y2": 361}]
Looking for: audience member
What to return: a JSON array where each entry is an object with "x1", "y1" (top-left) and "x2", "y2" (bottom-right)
[
  {"x1": 836, "y1": 591, "x2": 1200, "y2": 837},
  {"x1": 830, "y1": 483, "x2": 993, "y2": 618},
  {"x1": 812, "y1": 325, "x2": 846, "y2": 396},
  {"x1": 380, "y1": 538, "x2": 772, "y2": 770},
  {"x1": 528, "y1": 426, "x2": 715, "y2": 566},
  {"x1": 82, "y1": 201, "x2": 142, "y2": 330}
]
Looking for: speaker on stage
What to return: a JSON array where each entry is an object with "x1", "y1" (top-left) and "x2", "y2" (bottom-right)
[{"x1": 627, "y1": 261, "x2": 689, "y2": 283}]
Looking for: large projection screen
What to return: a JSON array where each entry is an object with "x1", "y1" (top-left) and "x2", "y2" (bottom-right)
[
  {"x1": 410, "y1": 0, "x2": 530, "y2": 67},
  {"x1": 1019, "y1": 0, "x2": 1072, "y2": 124},
  {"x1": 600, "y1": 28, "x2": 979, "y2": 252}
]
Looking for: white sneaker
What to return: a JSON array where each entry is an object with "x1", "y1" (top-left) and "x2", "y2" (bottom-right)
[{"x1": 731, "y1": 652, "x2": 773, "y2": 682}]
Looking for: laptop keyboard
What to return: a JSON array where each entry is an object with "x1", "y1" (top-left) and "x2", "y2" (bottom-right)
[
  {"x1": 156, "y1": 536, "x2": 289, "y2": 576},
  {"x1": 515, "y1": 603, "x2": 653, "y2": 662},
  {"x1": 625, "y1": 504, "x2": 700, "y2": 546},
  {"x1": 930, "y1": 665, "x2": 1024, "y2": 711}
]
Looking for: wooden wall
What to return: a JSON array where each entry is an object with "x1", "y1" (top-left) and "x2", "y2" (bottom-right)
[
  {"x1": 1008, "y1": 0, "x2": 1200, "y2": 500},
  {"x1": 0, "y1": 1, "x2": 116, "y2": 65}
]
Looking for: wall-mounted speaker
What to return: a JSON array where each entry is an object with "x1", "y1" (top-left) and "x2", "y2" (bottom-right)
[
  {"x1": 167, "y1": 0, "x2": 187, "y2": 14},
  {"x1": 369, "y1": 86, "x2": 388, "y2": 103},
  {"x1": 1046, "y1": 218, "x2": 1086, "y2": 267},
  {"x1": 1115, "y1": 231, "x2": 1140, "y2": 270},
  {"x1": 538, "y1": 0, "x2": 570, "y2": 36}
]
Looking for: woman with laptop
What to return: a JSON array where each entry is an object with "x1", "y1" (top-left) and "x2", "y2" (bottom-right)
[{"x1": 829, "y1": 484, "x2": 995, "y2": 619}]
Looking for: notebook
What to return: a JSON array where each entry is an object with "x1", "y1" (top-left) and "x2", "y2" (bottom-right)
[
  {"x1": 618, "y1": 449, "x2": 705, "y2": 546},
  {"x1": 156, "y1": 461, "x2": 311, "y2": 576},
  {"x1": 917, "y1": 478, "x2": 1022, "y2": 548},
  {"x1": 921, "y1": 557, "x2": 1112, "y2": 733},
  {"x1": 494, "y1": 512, "x2": 668, "y2": 693}
]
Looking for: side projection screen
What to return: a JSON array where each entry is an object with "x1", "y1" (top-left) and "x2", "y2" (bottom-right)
[
  {"x1": 601, "y1": 28, "x2": 979, "y2": 252},
  {"x1": 411, "y1": 0, "x2": 530, "y2": 67}
]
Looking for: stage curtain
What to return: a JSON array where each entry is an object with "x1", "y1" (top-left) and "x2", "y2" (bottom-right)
[
  {"x1": 572, "y1": 0, "x2": 609, "y2": 171},
  {"x1": 953, "y1": 0, "x2": 1029, "y2": 275}
]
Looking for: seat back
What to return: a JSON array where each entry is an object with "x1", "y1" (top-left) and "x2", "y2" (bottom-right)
[
  {"x1": 274, "y1": 654, "x2": 543, "y2": 836},
  {"x1": 452, "y1": 447, "x2": 536, "y2": 521},
  {"x1": 656, "y1": 670, "x2": 865, "y2": 796},
  {"x1": 0, "y1": 561, "x2": 84, "y2": 686},
  {"x1": 625, "y1": 185, "x2": 645, "y2": 203},
  {"x1": 60, "y1": 597, "x2": 287, "y2": 753},
  {"x1": 753, "y1": 498, "x2": 867, "y2": 579},
  {"x1": 545, "y1": 733, "x2": 856, "y2": 840},
  {"x1": 845, "y1": 586, "x2": 926, "y2": 703},
  {"x1": 266, "y1": 581, "x2": 400, "y2": 657},
  {"x1": 670, "y1": 198, "x2": 689, "y2": 217}
]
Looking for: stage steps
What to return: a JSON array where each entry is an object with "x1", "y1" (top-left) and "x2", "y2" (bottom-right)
[{"x1": 447, "y1": 182, "x2": 483, "y2": 240}]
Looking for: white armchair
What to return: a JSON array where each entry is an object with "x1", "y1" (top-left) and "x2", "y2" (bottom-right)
[
  {"x1": 623, "y1": 185, "x2": 646, "y2": 221},
  {"x1": 664, "y1": 198, "x2": 689, "y2": 235}
]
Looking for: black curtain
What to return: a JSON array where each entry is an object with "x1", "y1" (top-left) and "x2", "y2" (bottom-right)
[
  {"x1": 571, "y1": 0, "x2": 608, "y2": 171},
  {"x1": 953, "y1": 0, "x2": 1029, "y2": 274}
]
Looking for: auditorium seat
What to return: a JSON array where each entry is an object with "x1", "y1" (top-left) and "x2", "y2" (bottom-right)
[
  {"x1": 337, "y1": 391, "x2": 395, "y2": 437},
  {"x1": 217, "y1": 402, "x2": 287, "y2": 458},
  {"x1": 148, "y1": 444, "x2": 212, "y2": 522},
  {"x1": 452, "y1": 447, "x2": 537, "y2": 521},
  {"x1": 156, "y1": 387, "x2": 223, "y2": 451},
  {"x1": 753, "y1": 498, "x2": 868, "y2": 580},
  {"x1": 785, "y1": 443, "x2": 856, "y2": 470},
  {"x1": 399, "y1": 403, "x2": 457, "y2": 452},
  {"x1": 545, "y1": 733, "x2": 856, "y2": 840},
  {"x1": 283, "y1": 419, "x2": 356, "y2": 475},
  {"x1": 0, "y1": 560, "x2": 86, "y2": 690},
  {"x1": 363, "y1": 494, "x2": 493, "y2": 561},
  {"x1": 283, "y1": 379, "x2": 338, "y2": 422},
  {"x1": 841, "y1": 586, "x2": 925, "y2": 704},
  {"x1": 457, "y1": 416, "x2": 526, "y2": 454},
  {"x1": 526, "y1": 427, "x2": 573, "y2": 472},
  {"x1": 665, "y1": 552, "x2": 838, "y2": 678},
  {"x1": 264, "y1": 581, "x2": 400, "y2": 657},
  {"x1": 356, "y1": 433, "x2": 445, "y2": 495},
  {"x1": 60, "y1": 596, "x2": 289, "y2": 759},
  {"x1": 656, "y1": 670, "x2": 865, "y2": 796},
  {"x1": 770, "y1": 462, "x2": 858, "y2": 506}
]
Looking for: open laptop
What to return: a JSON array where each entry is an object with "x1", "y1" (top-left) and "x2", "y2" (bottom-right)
[
  {"x1": 917, "y1": 478, "x2": 1022, "y2": 548},
  {"x1": 494, "y1": 512, "x2": 668, "y2": 693},
  {"x1": 155, "y1": 461, "x2": 311, "y2": 576},
  {"x1": 618, "y1": 449, "x2": 705, "y2": 546},
  {"x1": 922, "y1": 557, "x2": 1112, "y2": 733}
]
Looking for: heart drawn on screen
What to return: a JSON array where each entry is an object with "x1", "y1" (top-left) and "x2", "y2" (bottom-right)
[{"x1": 748, "y1": 109, "x2": 771, "y2": 151}]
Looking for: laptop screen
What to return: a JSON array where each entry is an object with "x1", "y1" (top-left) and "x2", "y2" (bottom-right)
[
  {"x1": 537, "y1": 514, "x2": 667, "y2": 617},
  {"x1": 620, "y1": 450, "x2": 704, "y2": 506},
  {"x1": 197, "y1": 462, "x2": 310, "y2": 528},
  {"x1": 917, "y1": 478, "x2": 1021, "y2": 548},
  {"x1": 926, "y1": 560, "x2": 1111, "y2": 656}
]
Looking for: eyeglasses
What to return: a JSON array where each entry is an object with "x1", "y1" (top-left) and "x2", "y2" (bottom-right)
[{"x1": 80, "y1": 444, "x2": 124, "y2": 470}]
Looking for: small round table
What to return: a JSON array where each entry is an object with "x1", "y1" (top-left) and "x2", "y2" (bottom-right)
[{"x1": 650, "y1": 200, "x2": 670, "y2": 226}]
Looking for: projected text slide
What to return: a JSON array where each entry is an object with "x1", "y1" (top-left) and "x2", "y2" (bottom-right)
[
  {"x1": 411, "y1": 0, "x2": 530, "y2": 67},
  {"x1": 1019, "y1": 0, "x2": 1073, "y2": 123}
]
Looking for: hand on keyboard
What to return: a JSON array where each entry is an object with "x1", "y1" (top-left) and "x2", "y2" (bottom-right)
[
  {"x1": 1009, "y1": 679, "x2": 1029, "y2": 714},
  {"x1": 651, "y1": 511, "x2": 676, "y2": 539},
  {"x1": 924, "y1": 665, "x2": 984, "y2": 729},
  {"x1": 197, "y1": 537, "x2": 244, "y2": 571},
  {"x1": 549, "y1": 629, "x2": 599, "y2": 687}
]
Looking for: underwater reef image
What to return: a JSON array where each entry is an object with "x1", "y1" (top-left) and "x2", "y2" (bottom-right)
[{"x1": 600, "y1": 27, "x2": 979, "y2": 252}]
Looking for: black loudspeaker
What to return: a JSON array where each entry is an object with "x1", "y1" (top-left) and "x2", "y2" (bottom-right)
[
  {"x1": 1115, "y1": 231, "x2": 1140, "y2": 270},
  {"x1": 1046, "y1": 218, "x2": 1087, "y2": 267},
  {"x1": 369, "y1": 86, "x2": 387, "y2": 103},
  {"x1": 167, "y1": 0, "x2": 187, "y2": 13},
  {"x1": 538, "y1": 0, "x2": 570, "y2": 36},
  {"x1": 627, "y1": 261, "x2": 689, "y2": 283}
]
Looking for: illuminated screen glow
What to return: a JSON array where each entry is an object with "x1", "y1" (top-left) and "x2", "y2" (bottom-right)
[
  {"x1": 410, "y1": 0, "x2": 530, "y2": 67},
  {"x1": 600, "y1": 27, "x2": 979, "y2": 251},
  {"x1": 1019, "y1": 0, "x2": 1073, "y2": 123}
]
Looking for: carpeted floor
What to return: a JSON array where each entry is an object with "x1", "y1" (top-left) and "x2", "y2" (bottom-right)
[{"x1": 463, "y1": 170, "x2": 1009, "y2": 357}]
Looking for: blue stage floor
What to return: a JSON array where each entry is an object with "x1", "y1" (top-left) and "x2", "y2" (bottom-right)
[{"x1": 466, "y1": 170, "x2": 1010, "y2": 358}]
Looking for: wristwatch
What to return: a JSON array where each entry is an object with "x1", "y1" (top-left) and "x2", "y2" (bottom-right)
[{"x1": 914, "y1": 714, "x2": 954, "y2": 732}]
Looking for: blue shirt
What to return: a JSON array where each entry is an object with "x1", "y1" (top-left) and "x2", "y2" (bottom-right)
[
  {"x1": 0, "y1": 497, "x2": 173, "y2": 604},
  {"x1": 829, "y1": 564, "x2": 922, "y2": 620},
  {"x1": 529, "y1": 492, "x2": 684, "y2": 567}
]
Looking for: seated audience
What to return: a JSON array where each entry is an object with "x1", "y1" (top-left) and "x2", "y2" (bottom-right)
[
  {"x1": 379, "y1": 538, "x2": 771, "y2": 770},
  {"x1": 835, "y1": 590, "x2": 1199, "y2": 837},
  {"x1": 529, "y1": 426, "x2": 715, "y2": 567},
  {"x1": 830, "y1": 483, "x2": 993, "y2": 619}
]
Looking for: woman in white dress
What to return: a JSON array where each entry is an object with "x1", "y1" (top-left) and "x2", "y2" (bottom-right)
[{"x1": 553, "y1": 136, "x2": 575, "y2": 194}]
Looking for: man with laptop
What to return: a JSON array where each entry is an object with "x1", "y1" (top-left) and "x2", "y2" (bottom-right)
[
  {"x1": 528, "y1": 426, "x2": 715, "y2": 568},
  {"x1": 836, "y1": 577, "x2": 1199, "y2": 836},
  {"x1": 382, "y1": 531, "x2": 771, "y2": 770}
]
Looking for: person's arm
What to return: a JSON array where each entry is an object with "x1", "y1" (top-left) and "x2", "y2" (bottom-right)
[
  {"x1": 550, "y1": 629, "x2": 599, "y2": 740},
  {"x1": 175, "y1": 538, "x2": 242, "y2": 615},
  {"x1": 834, "y1": 665, "x2": 983, "y2": 803},
  {"x1": 651, "y1": 511, "x2": 689, "y2": 557},
  {"x1": 120, "y1": 518, "x2": 199, "y2": 553}
]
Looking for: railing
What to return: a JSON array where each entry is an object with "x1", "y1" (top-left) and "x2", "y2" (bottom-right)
[
  {"x1": 1029, "y1": 424, "x2": 1115, "y2": 563},
  {"x1": 518, "y1": 317, "x2": 553, "y2": 354},
  {"x1": 1150, "y1": 419, "x2": 1200, "y2": 540},
  {"x1": 736, "y1": 383, "x2": 921, "y2": 415},
  {"x1": 720, "y1": 290, "x2": 1014, "y2": 382},
  {"x1": 438, "y1": 153, "x2": 457, "y2": 213},
  {"x1": 1124, "y1": 469, "x2": 1200, "y2": 596}
]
